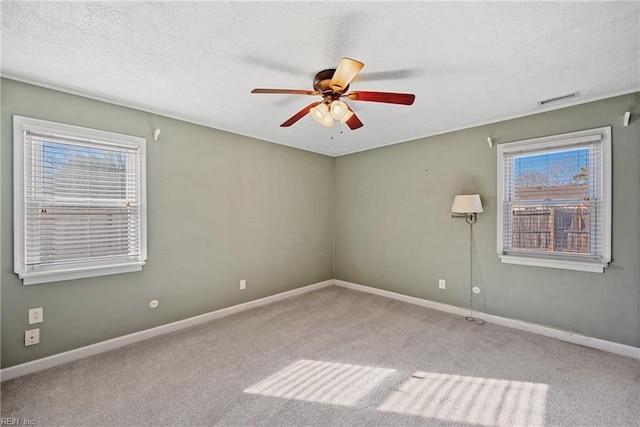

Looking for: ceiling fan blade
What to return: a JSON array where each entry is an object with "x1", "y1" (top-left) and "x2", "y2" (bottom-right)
[
  {"x1": 329, "y1": 58, "x2": 364, "y2": 92},
  {"x1": 280, "y1": 102, "x2": 321, "y2": 127},
  {"x1": 347, "y1": 91, "x2": 415, "y2": 105},
  {"x1": 345, "y1": 106, "x2": 363, "y2": 130},
  {"x1": 252, "y1": 88, "x2": 318, "y2": 95}
]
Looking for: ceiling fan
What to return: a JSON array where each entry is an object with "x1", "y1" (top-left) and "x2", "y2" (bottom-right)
[{"x1": 251, "y1": 58, "x2": 415, "y2": 130}]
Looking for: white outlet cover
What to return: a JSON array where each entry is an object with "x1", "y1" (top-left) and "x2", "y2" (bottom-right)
[{"x1": 28, "y1": 307, "x2": 43, "y2": 324}]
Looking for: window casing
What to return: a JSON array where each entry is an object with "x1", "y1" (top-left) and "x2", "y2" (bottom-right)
[
  {"x1": 497, "y1": 127, "x2": 611, "y2": 273},
  {"x1": 14, "y1": 116, "x2": 147, "y2": 285}
]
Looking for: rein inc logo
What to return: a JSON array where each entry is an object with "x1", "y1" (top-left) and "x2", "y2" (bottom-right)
[{"x1": 1, "y1": 419, "x2": 34, "y2": 426}]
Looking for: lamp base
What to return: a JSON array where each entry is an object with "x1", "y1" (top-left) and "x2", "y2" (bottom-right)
[{"x1": 465, "y1": 316, "x2": 485, "y2": 325}]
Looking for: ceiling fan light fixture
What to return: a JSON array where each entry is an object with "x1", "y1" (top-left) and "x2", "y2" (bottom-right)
[
  {"x1": 310, "y1": 103, "x2": 334, "y2": 127},
  {"x1": 310, "y1": 103, "x2": 326, "y2": 119},
  {"x1": 330, "y1": 100, "x2": 349, "y2": 121},
  {"x1": 321, "y1": 112, "x2": 334, "y2": 127}
]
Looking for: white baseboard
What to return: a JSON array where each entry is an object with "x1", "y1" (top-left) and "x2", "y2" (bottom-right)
[
  {"x1": 335, "y1": 280, "x2": 640, "y2": 360},
  {"x1": 0, "y1": 279, "x2": 334, "y2": 382},
  {"x1": 4, "y1": 278, "x2": 637, "y2": 381}
]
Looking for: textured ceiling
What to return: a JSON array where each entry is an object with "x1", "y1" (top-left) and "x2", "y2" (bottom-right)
[{"x1": 2, "y1": 1, "x2": 639, "y2": 156}]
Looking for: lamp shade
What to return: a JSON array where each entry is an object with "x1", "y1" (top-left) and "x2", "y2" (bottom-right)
[{"x1": 451, "y1": 194, "x2": 483, "y2": 214}]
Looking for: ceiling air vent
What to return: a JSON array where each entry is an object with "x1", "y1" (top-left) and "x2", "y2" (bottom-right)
[{"x1": 538, "y1": 92, "x2": 579, "y2": 106}]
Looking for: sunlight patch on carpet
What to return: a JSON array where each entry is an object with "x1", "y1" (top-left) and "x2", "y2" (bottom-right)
[
  {"x1": 244, "y1": 359, "x2": 395, "y2": 406},
  {"x1": 378, "y1": 371, "x2": 548, "y2": 426}
]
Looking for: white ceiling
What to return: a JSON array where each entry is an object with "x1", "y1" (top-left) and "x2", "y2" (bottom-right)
[{"x1": 2, "y1": 1, "x2": 639, "y2": 157}]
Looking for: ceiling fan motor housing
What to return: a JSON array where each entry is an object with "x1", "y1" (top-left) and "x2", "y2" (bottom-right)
[{"x1": 313, "y1": 69, "x2": 349, "y2": 99}]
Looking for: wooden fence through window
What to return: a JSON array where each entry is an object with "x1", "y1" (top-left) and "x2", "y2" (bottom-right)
[{"x1": 512, "y1": 206, "x2": 590, "y2": 254}]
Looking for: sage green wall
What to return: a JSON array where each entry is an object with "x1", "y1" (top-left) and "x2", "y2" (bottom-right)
[
  {"x1": 335, "y1": 93, "x2": 640, "y2": 348},
  {"x1": 1, "y1": 79, "x2": 334, "y2": 368}
]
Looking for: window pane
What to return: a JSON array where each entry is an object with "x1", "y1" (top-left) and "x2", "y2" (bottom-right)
[
  {"x1": 513, "y1": 148, "x2": 590, "y2": 202},
  {"x1": 26, "y1": 205, "x2": 140, "y2": 265},
  {"x1": 23, "y1": 132, "x2": 141, "y2": 269},
  {"x1": 505, "y1": 146, "x2": 598, "y2": 256},
  {"x1": 509, "y1": 203, "x2": 590, "y2": 255},
  {"x1": 37, "y1": 140, "x2": 134, "y2": 202}
]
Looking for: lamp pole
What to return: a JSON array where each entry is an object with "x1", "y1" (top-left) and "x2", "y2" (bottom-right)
[{"x1": 464, "y1": 213, "x2": 484, "y2": 325}]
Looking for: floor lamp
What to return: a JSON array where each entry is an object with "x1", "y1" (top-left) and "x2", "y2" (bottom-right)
[{"x1": 451, "y1": 194, "x2": 485, "y2": 325}]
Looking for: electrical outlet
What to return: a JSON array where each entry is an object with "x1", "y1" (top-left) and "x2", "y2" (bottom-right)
[
  {"x1": 438, "y1": 279, "x2": 446, "y2": 290},
  {"x1": 240, "y1": 279, "x2": 246, "y2": 290},
  {"x1": 25, "y1": 328, "x2": 40, "y2": 346},
  {"x1": 28, "y1": 307, "x2": 43, "y2": 324}
]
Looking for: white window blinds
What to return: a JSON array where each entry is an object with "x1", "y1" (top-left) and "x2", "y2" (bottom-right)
[
  {"x1": 497, "y1": 127, "x2": 611, "y2": 273},
  {"x1": 14, "y1": 116, "x2": 147, "y2": 285}
]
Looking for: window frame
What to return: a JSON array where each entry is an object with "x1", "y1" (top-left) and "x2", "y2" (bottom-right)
[
  {"x1": 13, "y1": 116, "x2": 147, "y2": 285},
  {"x1": 496, "y1": 126, "x2": 611, "y2": 273}
]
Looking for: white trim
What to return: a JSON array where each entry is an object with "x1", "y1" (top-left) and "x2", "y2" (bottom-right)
[
  {"x1": 0, "y1": 279, "x2": 334, "y2": 381},
  {"x1": 21, "y1": 262, "x2": 145, "y2": 285},
  {"x1": 336, "y1": 280, "x2": 470, "y2": 317},
  {"x1": 333, "y1": 88, "x2": 638, "y2": 157},
  {"x1": 0, "y1": 74, "x2": 331, "y2": 157},
  {"x1": 4, "y1": 278, "x2": 637, "y2": 381},
  {"x1": 334, "y1": 280, "x2": 640, "y2": 360},
  {"x1": 498, "y1": 254, "x2": 606, "y2": 273},
  {"x1": 498, "y1": 133, "x2": 602, "y2": 155},
  {"x1": 15, "y1": 115, "x2": 145, "y2": 147}
]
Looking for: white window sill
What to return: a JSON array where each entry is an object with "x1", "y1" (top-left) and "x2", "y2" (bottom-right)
[
  {"x1": 19, "y1": 262, "x2": 145, "y2": 285},
  {"x1": 498, "y1": 254, "x2": 608, "y2": 273}
]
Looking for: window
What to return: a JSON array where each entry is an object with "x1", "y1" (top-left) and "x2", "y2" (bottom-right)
[
  {"x1": 497, "y1": 127, "x2": 611, "y2": 273},
  {"x1": 14, "y1": 116, "x2": 147, "y2": 285}
]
